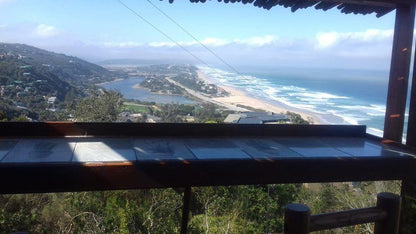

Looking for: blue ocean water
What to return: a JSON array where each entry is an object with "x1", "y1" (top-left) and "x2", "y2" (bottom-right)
[
  {"x1": 199, "y1": 66, "x2": 408, "y2": 136},
  {"x1": 99, "y1": 77, "x2": 194, "y2": 104}
]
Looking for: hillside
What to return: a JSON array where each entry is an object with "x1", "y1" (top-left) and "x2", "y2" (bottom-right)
[
  {"x1": 0, "y1": 43, "x2": 115, "y2": 120},
  {"x1": 0, "y1": 43, "x2": 112, "y2": 85}
]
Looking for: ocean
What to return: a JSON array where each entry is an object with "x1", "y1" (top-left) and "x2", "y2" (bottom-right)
[
  {"x1": 199, "y1": 66, "x2": 410, "y2": 137},
  {"x1": 100, "y1": 66, "x2": 409, "y2": 138}
]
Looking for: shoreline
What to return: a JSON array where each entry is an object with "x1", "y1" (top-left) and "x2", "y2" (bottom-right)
[
  {"x1": 196, "y1": 70, "x2": 335, "y2": 125},
  {"x1": 96, "y1": 78, "x2": 124, "y2": 86}
]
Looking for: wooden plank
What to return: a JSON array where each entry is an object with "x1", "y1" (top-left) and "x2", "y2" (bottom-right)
[
  {"x1": 0, "y1": 140, "x2": 18, "y2": 161},
  {"x1": 310, "y1": 207, "x2": 386, "y2": 231},
  {"x1": 0, "y1": 122, "x2": 367, "y2": 138},
  {"x1": 274, "y1": 137, "x2": 351, "y2": 157},
  {"x1": 73, "y1": 138, "x2": 136, "y2": 162},
  {"x1": 324, "y1": 138, "x2": 405, "y2": 157},
  {"x1": 2, "y1": 139, "x2": 75, "y2": 163},
  {"x1": 231, "y1": 138, "x2": 302, "y2": 159},
  {"x1": 134, "y1": 138, "x2": 195, "y2": 160},
  {"x1": 383, "y1": 4, "x2": 415, "y2": 142},
  {"x1": 186, "y1": 138, "x2": 251, "y2": 159}
]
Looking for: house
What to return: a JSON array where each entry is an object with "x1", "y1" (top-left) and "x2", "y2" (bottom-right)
[
  {"x1": 224, "y1": 112, "x2": 289, "y2": 124},
  {"x1": 47, "y1": 97, "x2": 56, "y2": 104}
]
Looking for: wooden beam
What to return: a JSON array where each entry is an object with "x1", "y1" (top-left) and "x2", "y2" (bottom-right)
[
  {"x1": 0, "y1": 122, "x2": 367, "y2": 137},
  {"x1": 383, "y1": 4, "x2": 415, "y2": 142},
  {"x1": 0, "y1": 156, "x2": 412, "y2": 194}
]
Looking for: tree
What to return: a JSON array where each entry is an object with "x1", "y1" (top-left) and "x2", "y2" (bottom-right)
[{"x1": 75, "y1": 90, "x2": 123, "y2": 122}]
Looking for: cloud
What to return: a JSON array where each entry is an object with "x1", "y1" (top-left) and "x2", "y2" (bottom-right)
[
  {"x1": 145, "y1": 35, "x2": 279, "y2": 48},
  {"x1": 234, "y1": 35, "x2": 278, "y2": 46},
  {"x1": 148, "y1": 41, "x2": 176, "y2": 47},
  {"x1": 0, "y1": 24, "x2": 394, "y2": 70},
  {"x1": 103, "y1": 41, "x2": 143, "y2": 48},
  {"x1": 315, "y1": 29, "x2": 393, "y2": 49},
  {"x1": 35, "y1": 24, "x2": 58, "y2": 37},
  {"x1": 147, "y1": 38, "x2": 228, "y2": 47}
]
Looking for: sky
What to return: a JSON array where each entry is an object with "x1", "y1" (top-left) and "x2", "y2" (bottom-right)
[{"x1": 0, "y1": 0, "x2": 398, "y2": 70}]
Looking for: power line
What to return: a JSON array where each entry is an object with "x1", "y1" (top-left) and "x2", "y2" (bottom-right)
[
  {"x1": 117, "y1": 0, "x2": 211, "y2": 67},
  {"x1": 146, "y1": 0, "x2": 241, "y2": 75}
]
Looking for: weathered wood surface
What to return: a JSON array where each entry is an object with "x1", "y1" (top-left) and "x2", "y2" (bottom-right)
[
  {"x1": 0, "y1": 137, "x2": 414, "y2": 193},
  {"x1": 383, "y1": 4, "x2": 415, "y2": 142},
  {"x1": 310, "y1": 207, "x2": 387, "y2": 231},
  {"x1": 0, "y1": 123, "x2": 414, "y2": 193},
  {"x1": 285, "y1": 192, "x2": 400, "y2": 233}
]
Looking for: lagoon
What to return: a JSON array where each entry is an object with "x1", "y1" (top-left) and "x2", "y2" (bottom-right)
[{"x1": 99, "y1": 78, "x2": 194, "y2": 104}]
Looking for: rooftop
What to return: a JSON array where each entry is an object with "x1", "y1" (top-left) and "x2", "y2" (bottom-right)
[{"x1": 163, "y1": 0, "x2": 414, "y2": 17}]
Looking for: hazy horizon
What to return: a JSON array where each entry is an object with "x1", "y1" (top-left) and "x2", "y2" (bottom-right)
[{"x1": 1, "y1": 0, "x2": 398, "y2": 71}]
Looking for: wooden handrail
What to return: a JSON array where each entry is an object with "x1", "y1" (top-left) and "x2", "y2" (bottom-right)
[
  {"x1": 310, "y1": 207, "x2": 387, "y2": 231},
  {"x1": 284, "y1": 192, "x2": 401, "y2": 234}
]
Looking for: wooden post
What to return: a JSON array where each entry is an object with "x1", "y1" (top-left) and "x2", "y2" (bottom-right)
[
  {"x1": 374, "y1": 192, "x2": 401, "y2": 234},
  {"x1": 383, "y1": 4, "x2": 415, "y2": 142},
  {"x1": 180, "y1": 187, "x2": 191, "y2": 234},
  {"x1": 284, "y1": 203, "x2": 311, "y2": 234},
  {"x1": 399, "y1": 180, "x2": 416, "y2": 233}
]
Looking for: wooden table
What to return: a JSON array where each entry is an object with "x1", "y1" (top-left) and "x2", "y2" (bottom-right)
[{"x1": 0, "y1": 123, "x2": 415, "y2": 194}]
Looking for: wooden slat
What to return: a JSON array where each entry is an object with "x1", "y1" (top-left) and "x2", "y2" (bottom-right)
[{"x1": 383, "y1": 4, "x2": 415, "y2": 142}]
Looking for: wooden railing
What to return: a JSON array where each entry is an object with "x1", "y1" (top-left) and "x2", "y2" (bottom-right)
[
  {"x1": 284, "y1": 192, "x2": 401, "y2": 233},
  {"x1": 0, "y1": 122, "x2": 415, "y2": 233}
]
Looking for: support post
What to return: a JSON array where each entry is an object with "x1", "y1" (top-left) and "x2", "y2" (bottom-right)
[
  {"x1": 374, "y1": 192, "x2": 401, "y2": 234},
  {"x1": 400, "y1": 180, "x2": 416, "y2": 233},
  {"x1": 180, "y1": 187, "x2": 191, "y2": 234},
  {"x1": 284, "y1": 203, "x2": 311, "y2": 234},
  {"x1": 383, "y1": 4, "x2": 415, "y2": 142}
]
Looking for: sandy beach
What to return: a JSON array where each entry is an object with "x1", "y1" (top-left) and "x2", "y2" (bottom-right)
[{"x1": 196, "y1": 70, "x2": 328, "y2": 124}]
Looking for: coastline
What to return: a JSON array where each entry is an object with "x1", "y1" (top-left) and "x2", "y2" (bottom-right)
[
  {"x1": 96, "y1": 78, "x2": 124, "y2": 86},
  {"x1": 196, "y1": 70, "x2": 330, "y2": 124}
]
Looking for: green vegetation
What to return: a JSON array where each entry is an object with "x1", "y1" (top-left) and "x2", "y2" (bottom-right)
[
  {"x1": 297, "y1": 181, "x2": 401, "y2": 233},
  {"x1": 0, "y1": 43, "x2": 124, "y2": 121},
  {"x1": 0, "y1": 185, "x2": 298, "y2": 233},
  {"x1": 0, "y1": 182, "x2": 402, "y2": 233},
  {"x1": 140, "y1": 77, "x2": 185, "y2": 95},
  {"x1": 75, "y1": 90, "x2": 123, "y2": 122},
  {"x1": 286, "y1": 111, "x2": 310, "y2": 124},
  {"x1": 122, "y1": 102, "x2": 150, "y2": 114}
]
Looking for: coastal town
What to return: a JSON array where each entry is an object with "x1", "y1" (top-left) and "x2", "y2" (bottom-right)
[{"x1": 102, "y1": 63, "x2": 309, "y2": 124}]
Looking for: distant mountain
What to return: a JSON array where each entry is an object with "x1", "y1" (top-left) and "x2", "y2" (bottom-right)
[{"x1": 0, "y1": 43, "x2": 114, "y2": 120}]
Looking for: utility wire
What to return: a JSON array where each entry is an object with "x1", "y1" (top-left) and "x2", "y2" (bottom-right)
[
  {"x1": 117, "y1": 0, "x2": 211, "y2": 67},
  {"x1": 146, "y1": 0, "x2": 241, "y2": 75}
]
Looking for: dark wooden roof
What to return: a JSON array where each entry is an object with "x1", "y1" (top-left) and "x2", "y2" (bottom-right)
[{"x1": 163, "y1": 0, "x2": 415, "y2": 17}]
